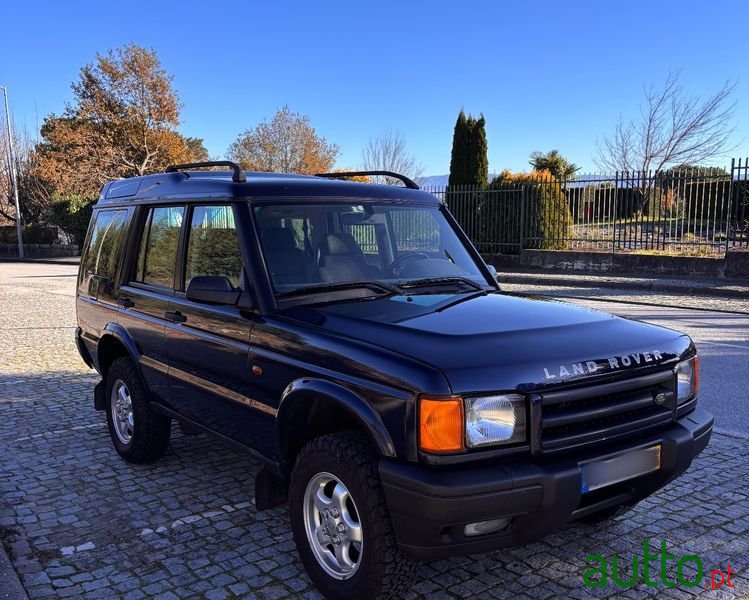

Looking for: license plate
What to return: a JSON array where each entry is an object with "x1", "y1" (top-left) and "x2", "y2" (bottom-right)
[{"x1": 581, "y1": 445, "x2": 661, "y2": 494}]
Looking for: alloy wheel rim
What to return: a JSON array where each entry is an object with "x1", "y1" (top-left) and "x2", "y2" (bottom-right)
[
  {"x1": 302, "y1": 471, "x2": 363, "y2": 580},
  {"x1": 111, "y1": 379, "x2": 134, "y2": 444}
]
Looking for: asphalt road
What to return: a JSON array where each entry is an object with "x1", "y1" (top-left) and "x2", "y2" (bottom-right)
[{"x1": 555, "y1": 298, "x2": 749, "y2": 439}]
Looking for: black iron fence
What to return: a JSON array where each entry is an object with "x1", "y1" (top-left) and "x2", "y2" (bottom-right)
[{"x1": 425, "y1": 158, "x2": 749, "y2": 257}]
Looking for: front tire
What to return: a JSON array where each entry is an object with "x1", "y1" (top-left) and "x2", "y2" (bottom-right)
[
  {"x1": 289, "y1": 432, "x2": 418, "y2": 600},
  {"x1": 105, "y1": 357, "x2": 171, "y2": 464}
]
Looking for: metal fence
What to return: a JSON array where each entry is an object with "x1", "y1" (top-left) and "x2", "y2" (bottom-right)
[{"x1": 424, "y1": 158, "x2": 749, "y2": 257}]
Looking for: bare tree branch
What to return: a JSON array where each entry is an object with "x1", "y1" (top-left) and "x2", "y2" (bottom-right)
[
  {"x1": 0, "y1": 124, "x2": 50, "y2": 224},
  {"x1": 596, "y1": 71, "x2": 737, "y2": 177},
  {"x1": 361, "y1": 130, "x2": 424, "y2": 185}
]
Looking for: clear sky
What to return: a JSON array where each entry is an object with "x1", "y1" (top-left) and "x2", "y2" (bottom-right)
[{"x1": 1, "y1": 0, "x2": 747, "y2": 176}]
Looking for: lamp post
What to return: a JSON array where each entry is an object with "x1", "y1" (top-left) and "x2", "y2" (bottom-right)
[{"x1": 1, "y1": 85, "x2": 24, "y2": 258}]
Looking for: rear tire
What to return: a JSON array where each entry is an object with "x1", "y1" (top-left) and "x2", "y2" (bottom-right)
[
  {"x1": 289, "y1": 432, "x2": 418, "y2": 600},
  {"x1": 105, "y1": 357, "x2": 171, "y2": 464}
]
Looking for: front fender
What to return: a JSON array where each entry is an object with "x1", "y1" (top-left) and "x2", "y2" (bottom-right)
[{"x1": 277, "y1": 378, "x2": 396, "y2": 458}]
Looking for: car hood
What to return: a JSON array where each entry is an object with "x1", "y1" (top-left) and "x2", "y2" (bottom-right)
[{"x1": 283, "y1": 292, "x2": 692, "y2": 394}]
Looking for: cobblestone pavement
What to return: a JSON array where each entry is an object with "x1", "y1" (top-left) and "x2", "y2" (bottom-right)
[{"x1": 1, "y1": 262, "x2": 747, "y2": 599}]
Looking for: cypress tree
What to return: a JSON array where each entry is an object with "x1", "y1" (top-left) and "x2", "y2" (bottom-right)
[
  {"x1": 470, "y1": 114, "x2": 488, "y2": 187},
  {"x1": 448, "y1": 110, "x2": 488, "y2": 187},
  {"x1": 448, "y1": 110, "x2": 470, "y2": 187}
]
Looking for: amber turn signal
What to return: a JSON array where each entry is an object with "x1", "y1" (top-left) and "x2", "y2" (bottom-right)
[
  {"x1": 693, "y1": 355, "x2": 700, "y2": 397},
  {"x1": 419, "y1": 397, "x2": 464, "y2": 453}
]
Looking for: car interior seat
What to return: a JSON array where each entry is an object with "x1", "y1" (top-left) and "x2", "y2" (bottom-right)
[
  {"x1": 317, "y1": 232, "x2": 380, "y2": 282},
  {"x1": 261, "y1": 227, "x2": 315, "y2": 286}
]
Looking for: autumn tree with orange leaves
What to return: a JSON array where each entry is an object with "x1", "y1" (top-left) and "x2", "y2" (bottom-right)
[
  {"x1": 35, "y1": 44, "x2": 207, "y2": 199},
  {"x1": 228, "y1": 106, "x2": 339, "y2": 174}
]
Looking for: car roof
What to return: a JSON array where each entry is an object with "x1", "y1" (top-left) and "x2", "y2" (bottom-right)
[{"x1": 95, "y1": 171, "x2": 440, "y2": 207}]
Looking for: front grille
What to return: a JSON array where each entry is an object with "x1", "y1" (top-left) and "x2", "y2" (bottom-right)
[{"x1": 539, "y1": 369, "x2": 675, "y2": 453}]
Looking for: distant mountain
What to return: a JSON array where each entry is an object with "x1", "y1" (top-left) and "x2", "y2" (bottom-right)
[
  {"x1": 415, "y1": 175, "x2": 449, "y2": 188},
  {"x1": 415, "y1": 174, "x2": 503, "y2": 188}
]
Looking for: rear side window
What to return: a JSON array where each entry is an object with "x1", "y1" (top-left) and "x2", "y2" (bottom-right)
[
  {"x1": 184, "y1": 205, "x2": 242, "y2": 288},
  {"x1": 80, "y1": 209, "x2": 128, "y2": 283},
  {"x1": 135, "y1": 206, "x2": 185, "y2": 288}
]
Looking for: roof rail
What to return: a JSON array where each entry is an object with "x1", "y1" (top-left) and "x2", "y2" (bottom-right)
[
  {"x1": 165, "y1": 161, "x2": 246, "y2": 183},
  {"x1": 315, "y1": 171, "x2": 420, "y2": 190}
]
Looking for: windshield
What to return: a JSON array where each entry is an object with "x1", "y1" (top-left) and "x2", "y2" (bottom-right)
[{"x1": 253, "y1": 202, "x2": 489, "y2": 297}]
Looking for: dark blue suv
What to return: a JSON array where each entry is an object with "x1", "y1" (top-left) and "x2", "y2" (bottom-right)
[{"x1": 76, "y1": 162, "x2": 713, "y2": 600}]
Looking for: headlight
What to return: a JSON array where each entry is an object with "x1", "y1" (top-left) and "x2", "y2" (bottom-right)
[
  {"x1": 465, "y1": 394, "x2": 526, "y2": 448},
  {"x1": 676, "y1": 356, "x2": 699, "y2": 404}
]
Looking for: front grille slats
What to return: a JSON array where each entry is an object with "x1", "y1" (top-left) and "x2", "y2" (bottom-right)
[
  {"x1": 543, "y1": 390, "x2": 667, "y2": 428},
  {"x1": 539, "y1": 369, "x2": 675, "y2": 454},
  {"x1": 542, "y1": 370, "x2": 673, "y2": 405}
]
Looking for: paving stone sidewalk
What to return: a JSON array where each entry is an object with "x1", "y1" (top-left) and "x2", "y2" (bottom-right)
[{"x1": 1, "y1": 262, "x2": 747, "y2": 599}]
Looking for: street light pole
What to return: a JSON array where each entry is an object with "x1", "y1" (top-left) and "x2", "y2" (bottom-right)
[{"x1": 1, "y1": 85, "x2": 24, "y2": 258}]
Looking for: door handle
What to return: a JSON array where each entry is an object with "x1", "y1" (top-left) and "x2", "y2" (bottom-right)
[
  {"x1": 165, "y1": 311, "x2": 187, "y2": 323},
  {"x1": 118, "y1": 297, "x2": 134, "y2": 308}
]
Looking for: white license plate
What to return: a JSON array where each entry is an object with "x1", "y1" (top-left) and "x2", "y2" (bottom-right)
[{"x1": 581, "y1": 445, "x2": 661, "y2": 493}]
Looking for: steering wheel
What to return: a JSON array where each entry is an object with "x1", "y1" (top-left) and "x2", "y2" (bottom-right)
[{"x1": 389, "y1": 252, "x2": 430, "y2": 277}]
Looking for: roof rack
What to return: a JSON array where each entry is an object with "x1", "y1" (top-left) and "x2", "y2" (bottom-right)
[
  {"x1": 315, "y1": 171, "x2": 420, "y2": 190},
  {"x1": 165, "y1": 161, "x2": 246, "y2": 183}
]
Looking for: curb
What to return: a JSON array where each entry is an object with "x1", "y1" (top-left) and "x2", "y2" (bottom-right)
[
  {"x1": 714, "y1": 427, "x2": 749, "y2": 440},
  {"x1": 0, "y1": 542, "x2": 28, "y2": 600},
  {"x1": 535, "y1": 293, "x2": 749, "y2": 316},
  {"x1": 498, "y1": 272, "x2": 749, "y2": 300},
  {"x1": 0, "y1": 257, "x2": 80, "y2": 266}
]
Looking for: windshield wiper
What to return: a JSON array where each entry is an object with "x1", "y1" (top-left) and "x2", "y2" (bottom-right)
[
  {"x1": 277, "y1": 281, "x2": 403, "y2": 299},
  {"x1": 397, "y1": 276, "x2": 485, "y2": 291}
]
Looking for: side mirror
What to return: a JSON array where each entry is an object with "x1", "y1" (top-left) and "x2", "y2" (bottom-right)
[
  {"x1": 485, "y1": 264, "x2": 498, "y2": 279},
  {"x1": 186, "y1": 275, "x2": 241, "y2": 306}
]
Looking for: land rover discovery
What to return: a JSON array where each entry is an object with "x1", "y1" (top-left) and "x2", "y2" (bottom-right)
[{"x1": 75, "y1": 161, "x2": 713, "y2": 600}]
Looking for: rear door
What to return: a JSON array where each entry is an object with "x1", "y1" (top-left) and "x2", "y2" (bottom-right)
[
  {"x1": 163, "y1": 203, "x2": 258, "y2": 447},
  {"x1": 118, "y1": 205, "x2": 185, "y2": 402},
  {"x1": 77, "y1": 208, "x2": 131, "y2": 334}
]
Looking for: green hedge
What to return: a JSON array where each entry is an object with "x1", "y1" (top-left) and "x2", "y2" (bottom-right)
[
  {"x1": 0, "y1": 225, "x2": 59, "y2": 244},
  {"x1": 49, "y1": 195, "x2": 97, "y2": 248}
]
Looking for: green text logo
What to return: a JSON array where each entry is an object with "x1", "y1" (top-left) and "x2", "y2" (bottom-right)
[{"x1": 583, "y1": 540, "x2": 736, "y2": 590}]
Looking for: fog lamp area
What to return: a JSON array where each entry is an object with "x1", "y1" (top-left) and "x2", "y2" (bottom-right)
[{"x1": 464, "y1": 517, "x2": 512, "y2": 537}]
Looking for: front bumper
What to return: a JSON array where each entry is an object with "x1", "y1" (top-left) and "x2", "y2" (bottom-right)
[{"x1": 380, "y1": 407, "x2": 713, "y2": 561}]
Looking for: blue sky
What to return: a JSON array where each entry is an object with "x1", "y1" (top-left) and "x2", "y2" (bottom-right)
[{"x1": 1, "y1": 0, "x2": 747, "y2": 176}]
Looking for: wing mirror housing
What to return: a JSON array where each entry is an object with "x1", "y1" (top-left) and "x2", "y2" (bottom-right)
[
  {"x1": 484, "y1": 263, "x2": 501, "y2": 290},
  {"x1": 186, "y1": 275, "x2": 241, "y2": 306}
]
